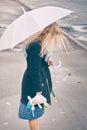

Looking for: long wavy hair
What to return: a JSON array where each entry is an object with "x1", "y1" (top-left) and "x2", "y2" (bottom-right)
[{"x1": 25, "y1": 22, "x2": 72, "y2": 55}]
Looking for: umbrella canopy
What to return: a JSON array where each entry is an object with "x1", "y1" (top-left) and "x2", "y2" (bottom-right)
[{"x1": 0, "y1": 6, "x2": 73, "y2": 50}]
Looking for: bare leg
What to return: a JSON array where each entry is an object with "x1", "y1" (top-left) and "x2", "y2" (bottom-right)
[{"x1": 28, "y1": 119, "x2": 39, "y2": 130}]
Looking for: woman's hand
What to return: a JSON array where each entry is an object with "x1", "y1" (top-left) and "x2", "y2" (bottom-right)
[
  {"x1": 27, "y1": 94, "x2": 49, "y2": 108},
  {"x1": 31, "y1": 94, "x2": 47, "y2": 105},
  {"x1": 36, "y1": 92, "x2": 42, "y2": 95},
  {"x1": 31, "y1": 98, "x2": 39, "y2": 105},
  {"x1": 48, "y1": 58, "x2": 54, "y2": 66}
]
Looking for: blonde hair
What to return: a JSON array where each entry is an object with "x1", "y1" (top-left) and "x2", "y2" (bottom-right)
[{"x1": 25, "y1": 22, "x2": 72, "y2": 55}]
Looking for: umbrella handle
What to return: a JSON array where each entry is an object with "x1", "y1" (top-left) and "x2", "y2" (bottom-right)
[{"x1": 51, "y1": 60, "x2": 61, "y2": 69}]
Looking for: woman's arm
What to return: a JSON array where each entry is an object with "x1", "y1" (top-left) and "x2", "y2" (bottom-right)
[
  {"x1": 44, "y1": 53, "x2": 54, "y2": 66},
  {"x1": 27, "y1": 41, "x2": 42, "y2": 93}
]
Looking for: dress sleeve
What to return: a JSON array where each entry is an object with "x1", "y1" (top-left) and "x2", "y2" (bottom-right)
[{"x1": 27, "y1": 41, "x2": 42, "y2": 92}]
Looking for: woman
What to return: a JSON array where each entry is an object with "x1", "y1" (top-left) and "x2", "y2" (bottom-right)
[{"x1": 18, "y1": 22, "x2": 71, "y2": 130}]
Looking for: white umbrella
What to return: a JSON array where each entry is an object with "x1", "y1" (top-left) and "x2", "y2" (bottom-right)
[{"x1": 0, "y1": 6, "x2": 73, "y2": 50}]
